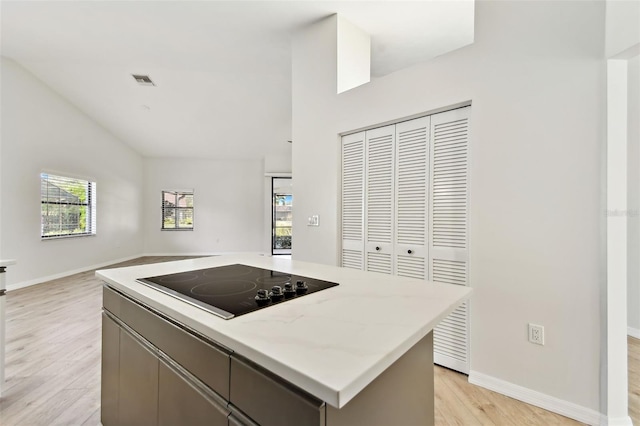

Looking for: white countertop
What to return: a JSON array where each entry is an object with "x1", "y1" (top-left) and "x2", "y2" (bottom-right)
[{"x1": 96, "y1": 254, "x2": 471, "y2": 408}]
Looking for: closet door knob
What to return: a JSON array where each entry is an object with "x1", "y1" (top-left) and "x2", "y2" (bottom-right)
[
  {"x1": 375, "y1": 246, "x2": 380, "y2": 251},
  {"x1": 407, "y1": 249, "x2": 413, "y2": 254}
]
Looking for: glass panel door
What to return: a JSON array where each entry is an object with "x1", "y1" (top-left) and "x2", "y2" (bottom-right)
[{"x1": 272, "y1": 178, "x2": 292, "y2": 255}]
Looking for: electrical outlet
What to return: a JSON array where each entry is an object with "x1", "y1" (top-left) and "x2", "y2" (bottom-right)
[{"x1": 528, "y1": 323, "x2": 545, "y2": 345}]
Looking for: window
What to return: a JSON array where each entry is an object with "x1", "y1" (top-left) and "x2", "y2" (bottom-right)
[
  {"x1": 41, "y1": 173, "x2": 96, "y2": 239},
  {"x1": 162, "y1": 190, "x2": 194, "y2": 230}
]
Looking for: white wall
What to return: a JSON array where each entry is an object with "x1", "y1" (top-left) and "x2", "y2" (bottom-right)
[
  {"x1": 0, "y1": 58, "x2": 144, "y2": 288},
  {"x1": 143, "y1": 158, "x2": 264, "y2": 255},
  {"x1": 628, "y1": 55, "x2": 640, "y2": 335},
  {"x1": 606, "y1": 0, "x2": 640, "y2": 58},
  {"x1": 292, "y1": 0, "x2": 605, "y2": 419}
]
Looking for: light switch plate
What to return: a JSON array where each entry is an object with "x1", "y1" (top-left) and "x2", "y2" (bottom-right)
[{"x1": 308, "y1": 215, "x2": 319, "y2": 226}]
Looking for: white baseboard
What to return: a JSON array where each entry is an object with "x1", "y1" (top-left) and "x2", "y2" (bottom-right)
[
  {"x1": 628, "y1": 326, "x2": 640, "y2": 339},
  {"x1": 7, "y1": 254, "x2": 141, "y2": 292},
  {"x1": 140, "y1": 252, "x2": 217, "y2": 257},
  {"x1": 141, "y1": 251, "x2": 268, "y2": 257},
  {"x1": 468, "y1": 370, "x2": 602, "y2": 426}
]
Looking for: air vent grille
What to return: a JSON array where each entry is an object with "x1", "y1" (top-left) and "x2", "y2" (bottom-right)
[{"x1": 132, "y1": 74, "x2": 155, "y2": 86}]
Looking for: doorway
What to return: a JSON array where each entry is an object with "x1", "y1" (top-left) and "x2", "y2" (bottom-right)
[{"x1": 272, "y1": 177, "x2": 292, "y2": 255}]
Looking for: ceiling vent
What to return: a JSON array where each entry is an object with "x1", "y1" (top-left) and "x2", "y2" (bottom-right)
[{"x1": 132, "y1": 74, "x2": 155, "y2": 86}]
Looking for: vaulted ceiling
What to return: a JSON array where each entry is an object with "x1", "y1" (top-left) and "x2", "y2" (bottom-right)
[{"x1": 1, "y1": 1, "x2": 474, "y2": 160}]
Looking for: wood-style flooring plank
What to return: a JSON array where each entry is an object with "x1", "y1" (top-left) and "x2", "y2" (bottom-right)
[{"x1": 629, "y1": 336, "x2": 640, "y2": 425}]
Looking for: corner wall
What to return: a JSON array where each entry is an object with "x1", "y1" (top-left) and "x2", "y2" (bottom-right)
[
  {"x1": 292, "y1": 0, "x2": 605, "y2": 420},
  {"x1": 0, "y1": 58, "x2": 144, "y2": 288},
  {"x1": 143, "y1": 158, "x2": 264, "y2": 255}
]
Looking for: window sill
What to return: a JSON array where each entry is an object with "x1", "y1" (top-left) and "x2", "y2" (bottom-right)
[{"x1": 41, "y1": 233, "x2": 96, "y2": 241}]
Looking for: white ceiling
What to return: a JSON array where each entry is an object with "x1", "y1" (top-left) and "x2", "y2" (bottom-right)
[{"x1": 1, "y1": 1, "x2": 474, "y2": 160}]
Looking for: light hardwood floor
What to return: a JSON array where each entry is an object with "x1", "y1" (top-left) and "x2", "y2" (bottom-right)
[{"x1": 0, "y1": 256, "x2": 630, "y2": 425}]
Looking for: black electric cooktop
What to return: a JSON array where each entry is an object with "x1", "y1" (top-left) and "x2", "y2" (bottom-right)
[{"x1": 137, "y1": 264, "x2": 339, "y2": 320}]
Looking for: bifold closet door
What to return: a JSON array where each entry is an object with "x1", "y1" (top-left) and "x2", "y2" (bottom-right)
[
  {"x1": 341, "y1": 132, "x2": 365, "y2": 270},
  {"x1": 429, "y1": 107, "x2": 471, "y2": 374},
  {"x1": 364, "y1": 125, "x2": 395, "y2": 275},
  {"x1": 340, "y1": 107, "x2": 471, "y2": 374},
  {"x1": 394, "y1": 117, "x2": 430, "y2": 280}
]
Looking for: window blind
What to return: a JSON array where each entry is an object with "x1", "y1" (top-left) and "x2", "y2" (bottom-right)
[{"x1": 41, "y1": 173, "x2": 97, "y2": 238}]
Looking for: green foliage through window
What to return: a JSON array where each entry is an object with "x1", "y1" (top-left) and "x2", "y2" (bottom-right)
[
  {"x1": 162, "y1": 190, "x2": 194, "y2": 230},
  {"x1": 41, "y1": 173, "x2": 96, "y2": 238}
]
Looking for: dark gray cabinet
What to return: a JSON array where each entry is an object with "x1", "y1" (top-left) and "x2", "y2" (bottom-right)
[
  {"x1": 101, "y1": 286, "x2": 232, "y2": 426},
  {"x1": 158, "y1": 359, "x2": 229, "y2": 426},
  {"x1": 229, "y1": 355, "x2": 325, "y2": 426},
  {"x1": 101, "y1": 313, "x2": 120, "y2": 426},
  {"x1": 101, "y1": 284, "x2": 435, "y2": 426},
  {"x1": 119, "y1": 327, "x2": 159, "y2": 426}
]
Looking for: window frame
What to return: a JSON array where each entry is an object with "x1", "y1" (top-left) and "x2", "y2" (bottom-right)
[
  {"x1": 40, "y1": 172, "x2": 97, "y2": 240},
  {"x1": 161, "y1": 190, "x2": 194, "y2": 231}
]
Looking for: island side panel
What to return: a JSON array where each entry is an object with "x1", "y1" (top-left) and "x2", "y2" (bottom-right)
[{"x1": 326, "y1": 332, "x2": 434, "y2": 426}]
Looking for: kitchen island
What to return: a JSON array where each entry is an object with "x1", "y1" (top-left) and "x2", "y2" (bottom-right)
[{"x1": 97, "y1": 254, "x2": 471, "y2": 426}]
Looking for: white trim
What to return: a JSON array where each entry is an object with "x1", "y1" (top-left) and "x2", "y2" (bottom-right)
[
  {"x1": 468, "y1": 370, "x2": 602, "y2": 426},
  {"x1": 141, "y1": 251, "x2": 267, "y2": 257},
  {"x1": 264, "y1": 172, "x2": 292, "y2": 177},
  {"x1": 6, "y1": 254, "x2": 140, "y2": 292},
  {"x1": 606, "y1": 58, "x2": 631, "y2": 422},
  {"x1": 40, "y1": 168, "x2": 96, "y2": 183},
  {"x1": 338, "y1": 101, "x2": 472, "y2": 137},
  {"x1": 628, "y1": 326, "x2": 640, "y2": 339}
]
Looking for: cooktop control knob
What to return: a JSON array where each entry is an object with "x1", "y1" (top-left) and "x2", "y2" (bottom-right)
[
  {"x1": 270, "y1": 285, "x2": 284, "y2": 301},
  {"x1": 255, "y1": 289, "x2": 270, "y2": 306},
  {"x1": 283, "y1": 283, "x2": 296, "y2": 298},
  {"x1": 295, "y1": 280, "x2": 308, "y2": 294}
]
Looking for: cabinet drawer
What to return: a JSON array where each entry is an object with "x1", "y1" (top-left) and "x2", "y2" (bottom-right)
[
  {"x1": 229, "y1": 355, "x2": 325, "y2": 426},
  {"x1": 103, "y1": 286, "x2": 231, "y2": 399}
]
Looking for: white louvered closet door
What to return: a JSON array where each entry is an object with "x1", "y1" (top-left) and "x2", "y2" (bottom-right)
[
  {"x1": 394, "y1": 117, "x2": 430, "y2": 280},
  {"x1": 341, "y1": 132, "x2": 365, "y2": 270},
  {"x1": 429, "y1": 107, "x2": 471, "y2": 374},
  {"x1": 364, "y1": 125, "x2": 395, "y2": 275}
]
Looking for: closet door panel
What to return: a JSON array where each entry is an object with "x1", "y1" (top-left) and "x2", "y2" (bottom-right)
[
  {"x1": 365, "y1": 125, "x2": 395, "y2": 275},
  {"x1": 394, "y1": 117, "x2": 429, "y2": 280},
  {"x1": 341, "y1": 132, "x2": 365, "y2": 270},
  {"x1": 429, "y1": 107, "x2": 470, "y2": 374}
]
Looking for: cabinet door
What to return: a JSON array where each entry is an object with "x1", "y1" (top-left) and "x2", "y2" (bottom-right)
[
  {"x1": 341, "y1": 131, "x2": 365, "y2": 270},
  {"x1": 429, "y1": 107, "x2": 471, "y2": 373},
  {"x1": 119, "y1": 327, "x2": 159, "y2": 426},
  {"x1": 101, "y1": 313, "x2": 120, "y2": 426},
  {"x1": 158, "y1": 359, "x2": 229, "y2": 426},
  {"x1": 364, "y1": 124, "x2": 395, "y2": 274},
  {"x1": 394, "y1": 116, "x2": 430, "y2": 279},
  {"x1": 229, "y1": 355, "x2": 325, "y2": 426}
]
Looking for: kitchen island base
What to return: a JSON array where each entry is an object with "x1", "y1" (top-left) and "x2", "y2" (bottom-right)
[
  {"x1": 101, "y1": 284, "x2": 435, "y2": 426},
  {"x1": 326, "y1": 335, "x2": 433, "y2": 426}
]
